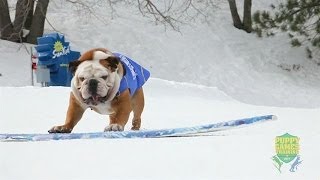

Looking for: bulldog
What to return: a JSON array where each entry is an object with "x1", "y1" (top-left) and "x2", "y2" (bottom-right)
[{"x1": 48, "y1": 48, "x2": 150, "y2": 133}]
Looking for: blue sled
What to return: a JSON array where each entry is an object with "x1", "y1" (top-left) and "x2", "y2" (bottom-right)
[{"x1": 0, "y1": 115, "x2": 275, "y2": 142}]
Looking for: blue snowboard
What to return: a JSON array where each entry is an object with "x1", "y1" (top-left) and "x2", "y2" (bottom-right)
[{"x1": 0, "y1": 115, "x2": 275, "y2": 142}]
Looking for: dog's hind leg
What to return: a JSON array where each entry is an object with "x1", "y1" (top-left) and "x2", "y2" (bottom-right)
[{"x1": 130, "y1": 88, "x2": 145, "y2": 130}]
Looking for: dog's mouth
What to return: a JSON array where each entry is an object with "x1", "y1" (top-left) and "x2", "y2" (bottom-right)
[{"x1": 82, "y1": 95, "x2": 108, "y2": 106}]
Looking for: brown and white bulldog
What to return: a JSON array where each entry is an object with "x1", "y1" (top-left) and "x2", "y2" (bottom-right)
[{"x1": 48, "y1": 48, "x2": 149, "y2": 133}]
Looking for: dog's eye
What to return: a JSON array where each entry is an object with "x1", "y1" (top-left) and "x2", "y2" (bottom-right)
[
  {"x1": 79, "y1": 77, "x2": 85, "y2": 82},
  {"x1": 101, "y1": 75, "x2": 108, "y2": 80}
]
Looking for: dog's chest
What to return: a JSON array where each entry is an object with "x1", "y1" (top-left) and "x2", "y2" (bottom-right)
[{"x1": 89, "y1": 103, "x2": 114, "y2": 115}]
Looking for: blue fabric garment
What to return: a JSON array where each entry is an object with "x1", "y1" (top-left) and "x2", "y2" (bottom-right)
[{"x1": 113, "y1": 53, "x2": 150, "y2": 96}]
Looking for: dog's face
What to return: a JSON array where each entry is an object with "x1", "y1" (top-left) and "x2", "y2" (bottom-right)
[{"x1": 70, "y1": 50, "x2": 122, "y2": 106}]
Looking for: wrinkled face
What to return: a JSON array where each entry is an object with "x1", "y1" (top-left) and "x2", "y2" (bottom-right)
[{"x1": 70, "y1": 53, "x2": 121, "y2": 106}]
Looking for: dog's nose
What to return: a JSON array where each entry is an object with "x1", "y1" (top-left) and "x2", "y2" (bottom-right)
[{"x1": 88, "y1": 79, "x2": 98, "y2": 95}]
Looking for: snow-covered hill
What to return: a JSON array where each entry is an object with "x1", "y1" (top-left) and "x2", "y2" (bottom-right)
[
  {"x1": 0, "y1": 0, "x2": 319, "y2": 179},
  {"x1": 2, "y1": 0, "x2": 320, "y2": 108}
]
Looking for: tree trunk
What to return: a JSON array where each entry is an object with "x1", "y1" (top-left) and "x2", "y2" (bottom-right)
[
  {"x1": 243, "y1": 0, "x2": 252, "y2": 33},
  {"x1": 11, "y1": 0, "x2": 29, "y2": 42},
  {"x1": 26, "y1": 0, "x2": 49, "y2": 44},
  {"x1": 227, "y1": 0, "x2": 243, "y2": 29},
  {"x1": 25, "y1": 0, "x2": 35, "y2": 30},
  {"x1": 0, "y1": 0, "x2": 14, "y2": 40}
]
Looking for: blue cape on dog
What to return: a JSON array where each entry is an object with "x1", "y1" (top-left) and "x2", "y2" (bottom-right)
[{"x1": 113, "y1": 53, "x2": 150, "y2": 96}]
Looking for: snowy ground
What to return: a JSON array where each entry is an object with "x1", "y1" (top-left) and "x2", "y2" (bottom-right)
[
  {"x1": 1, "y1": 0, "x2": 320, "y2": 179},
  {"x1": 0, "y1": 79, "x2": 319, "y2": 180}
]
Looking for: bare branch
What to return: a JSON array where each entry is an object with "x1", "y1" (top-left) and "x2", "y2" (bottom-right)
[
  {"x1": 65, "y1": 0, "x2": 110, "y2": 25},
  {"x1": 44, "y1": 16, "x2": 62, "y2": 34},
  {"x1": 138, "y1": 0, "x2": 183, "y2": 31},
  {"x1": 136, "y1": 0, "x2": 220, "y2": 32}
]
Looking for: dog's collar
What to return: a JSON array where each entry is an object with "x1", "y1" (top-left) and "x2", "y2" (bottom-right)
[
  {"x1": 115, "y1": 91, "x2": 121, "y2": 97},
  {"x1": 120, "y1": 60, "x2": 126, "y2": 77},
  {"x1": 114, "y1": 76, "x2": 128, "y2": 99}
]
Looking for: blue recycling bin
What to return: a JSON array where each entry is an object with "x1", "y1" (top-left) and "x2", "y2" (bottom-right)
[{"x1": 35, "y1": 33, "x2": 80, "y2": 86}]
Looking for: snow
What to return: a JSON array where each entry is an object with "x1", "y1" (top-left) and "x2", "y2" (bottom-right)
[
  {"x1": 1, "y1": 79, "x2": 320, "y2": 179},
  {"x1": 1, "y1": 0, "x2": 320, "y2": 179}
]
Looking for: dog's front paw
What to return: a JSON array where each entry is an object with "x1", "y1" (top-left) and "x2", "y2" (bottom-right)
[
  {"x1": 104, "y1": 124, "x2": 124, "y2": 131},
  {"x1": 48, "y1": 125, "x2": 72, "y2": 133}
]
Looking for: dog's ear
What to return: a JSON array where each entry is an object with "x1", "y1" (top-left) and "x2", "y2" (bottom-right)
[
  {"x1": 107, "y1": 56, "x2": 120, "y2": 71},
  {"x1": 69, "y1": 60, "x2": 82, "y2": 75},
  {"x1": 100, "y1": 56, "x2": 120, "y2": 72}
]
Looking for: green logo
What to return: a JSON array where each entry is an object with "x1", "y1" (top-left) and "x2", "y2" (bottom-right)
[
  {"x1": 272, "y1": 133, "x2": 302, "y2": 173},
  {"x1": 54, "y1": 41, "x2": 63, "y2": 52}
]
